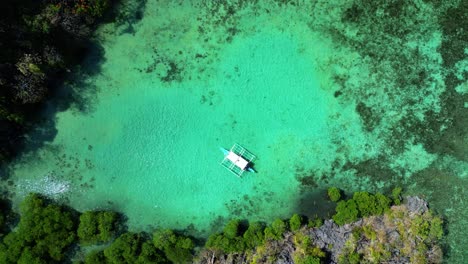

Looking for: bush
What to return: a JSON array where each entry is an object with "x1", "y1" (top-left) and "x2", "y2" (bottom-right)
[
  {"x1": 429, "y1": 216, "x2": 443, "y2": 240},
  {"x1": 264, "y1": 218, "x2": 287, "y2": 240},
  {"x1": 205, "y1": 233, "x2": 245, "y2": 253},
  {"x1": 338, "y1": 252, "x2": 362, "y2": 264},
  {"x1": 295, "y1": 256, "x2": 321, "y2": 264},
  {"x1": 289, "y1": 214, "x2": 303, "y2": 231},
  {"x1": 103, "y1": 232, "x2": 167, "y2": 264},
  {"x1": 392, "y1": 187, "x2": 403, "y2": 205},
  {"x1": 333, "y1": 191, "x2": 392, "y2": 226},
  {"x1": 84, "y1": 250, "x2": 106, "y2": 264},
  {"x1": 374, "y1": 193, "x2": 391, "y2": 214},
  {"x1": 78, "y1": 211, "x2": 120, "y2": 244},
  {"x1": 205, "y1": 219, "x2": 249, "y2": 253},
  {"x1": 351, "y1": 227, "x2": 363, "y2": 239},
  {"x1": 352, "y1": 192, "x2": 376, "y2": 217},
  {"x1": 327, "y1": 187, "x2": 342, "y2": 202},
  {"x1": 353, "y1": 192, "x2": 390, "y2": 217},
  {"x1": 293, "y1": 232, "x2": 325, "y2": 264},
  {"x1": 243, "y1": 222, "x2": 265, "y2": 249},
  {"x1": 223, "y1": 219, "x2": 240, "y2": 239},
  {"x1": 153, "y1": 229, "x2": 194, "y2": 263},
  {"x1": 308, "y1": 217, "x2": 323, "y2": 228},
  {"x1": 333, "y1": 200, "x2": 359, "y2": 225},
  {"x1": 104, "y1": 233, "x2": 141, "y2": 263}
]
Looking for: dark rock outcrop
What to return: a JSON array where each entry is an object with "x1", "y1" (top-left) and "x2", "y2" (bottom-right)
[{"x1": 406, "y1": 196, "x2": 428, "y2": 214}]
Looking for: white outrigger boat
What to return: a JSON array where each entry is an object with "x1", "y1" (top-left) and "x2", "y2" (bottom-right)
[{"x1": 220, "y1": 143, "x2": 256, "y2": 177}]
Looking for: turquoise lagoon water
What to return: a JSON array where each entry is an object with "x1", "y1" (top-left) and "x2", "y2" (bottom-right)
[{"x1": 5, "y1": 0, "x2": 467, "y2": 262}]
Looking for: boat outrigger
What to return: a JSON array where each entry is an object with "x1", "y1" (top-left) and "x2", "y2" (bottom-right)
[{"x1": 220, "y1": 143, "x2": 256, "y2": 177}]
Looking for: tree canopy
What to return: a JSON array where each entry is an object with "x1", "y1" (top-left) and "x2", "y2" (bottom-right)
[
  {"x1": 153, "y1": 229, "x2": 194, "y2": 263},
  {"x1": 327, "y1": 187, "x2": 342, "y2": 202},
  {"x1": 103, "y1": 232, "x2": 167, "y2": 264},
  {"x1": 0, "y1": 194, "x2": 77, "y2": 263},
  {"x1": 78, "y1": 211, "x2": 120, "y2": 244},
  {"x1": 333, "y1": 191, "x2": 392, "y2": 225}
]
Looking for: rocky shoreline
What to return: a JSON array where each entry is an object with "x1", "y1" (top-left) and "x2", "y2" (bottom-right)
[{"x1": 198, "y1": 196, "x2": 443, "y2": 264}]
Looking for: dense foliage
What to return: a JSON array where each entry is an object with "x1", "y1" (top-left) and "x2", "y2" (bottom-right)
[
  {"x1": 0, "y1": 189, "x2": 444, "y2": 263},
  {"x1": 0, "y1": 0, "x2": 112, "y2": 163},
  {"x1": 327, "y1": 187, "x2": 342, "y2": 202},
  {"x1": 264, "y1": 218, "x2": 288, "y2": 241},
  {"x1": 332, "y1": 191, "x2": 391, "y2": 225},
  {"x1": 0, "y1": 195, "x2": 170, "y2": 263},
  {"x1": 102, "y1": 232, "x2": 167, "y2": 264},
  {"x1": 84, "y1": 232, "x2": 170, "y2": 264},
  {"x1": 0, "y1": 194, "x2": 77, "y2": 263},
  {"x1": 391, "y1": 187, "x2": 403, "y2": 205},
  {"x1": 332, "y1": 199, "x2": 360, "y2": 226},
  {"x1": 289, "y1": 214, "x2": 303, "y2": 232},
  {"x1": 206, "y1": 219, "x2": 248, "y2": 253},
  {"x1": 153, "y1": 229, "x2": 194, "y2": 263},
  {"x1": 78, "y1": 211, "x2": 120, "y2": 244}
]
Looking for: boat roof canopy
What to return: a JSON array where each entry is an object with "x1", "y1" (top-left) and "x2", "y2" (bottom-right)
[{"x1": 226, "y1": 151, "x2": 249, "y2": 170}]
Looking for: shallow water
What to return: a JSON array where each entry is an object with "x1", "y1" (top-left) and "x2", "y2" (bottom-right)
[{"x1": 5, "y1": 0, "x2": 467, "y2": 262}]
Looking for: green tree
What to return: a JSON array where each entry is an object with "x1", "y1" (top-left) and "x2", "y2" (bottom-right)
[
  {"x1": 308, "y1": 217, "x2": 323, "y2": 228},
  {"x1": 289, "y1": 214, "x2": 303, "y2": 231},
  {"x1": 338, "y1": 252, "x2": 362, "y2": 264},
  {"x1": 373, "y1": 193, "x2": 391, "y2": 215},
  {"x1": 223, "y1": 219, "x2": 240, "y2": 239},
  {"x1": 103, "y1": 232, "x2": 139, "y2": 263},
  {"x1": 352, "y1": 192, "x2": 390, "y2": 217},
  {"x1": 138, "y1": 241, "x2": 168, "y2": 264},
  {"x1": 293, "y1": 232, "x2": 325, "y2": 264},
  {"x1": 78, "y1": 211, "x2": 119, "y2": 244},
  {"x1": 327, "y1": 187, "x2": 342, "y2": 202},
  {"x1": 243, "y1": 222, "x2": 265, "y2": 249},
  {"x1": 17, "y1": 247, "x2": 47, "y2": 264},
  {"x1": 0, "y1": 194, "x2": 77, "y2": 263},
  {"x1": 352, "y1": 192, "x2": 376, "y2": 217},
  {"x1": 104, "y1": 233, "x2": 166, "y2": 264},
  {"x1": 296, "y1": 256, "x2": 321, "y2": 264},
  {"x1": 392, "y1": 187, "x2": 403, "y2": 205},
  {"x1": 333, "y1": 200, "x2": 359, "y2": 225},
  {"x1": 205, "y1": 233, "x2": 245, "y2": 253},
  {"x1": 153, "y1": 229, "x2": 194, "y2": 263},
  {"x1": 264, "y1": 218, "x2": 287, "y2": 240},
  {"x1": 205, "y1": 219, "x2": 248, "y2": 253},
  {"x1": 429, "y1": 216, "x2": 443, "y2": 240},
  {"x1": 84, "y1": 250, "x2": 106, "y2": 264}
]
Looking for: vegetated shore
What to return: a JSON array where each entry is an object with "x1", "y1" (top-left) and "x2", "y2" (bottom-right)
[
  {"x1": 197, "y1": 192, "x2": 443, "y2": 264},
  {"x1": 0, "y1": 0, "x2": 133, "y2": 165},
  {"x1": 0, "y1": 189, "x2": 443, "y2": 264}
]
